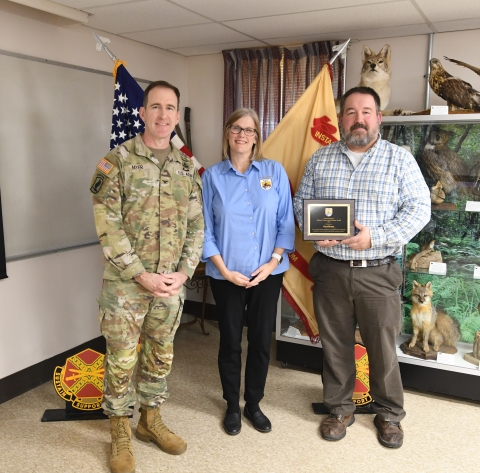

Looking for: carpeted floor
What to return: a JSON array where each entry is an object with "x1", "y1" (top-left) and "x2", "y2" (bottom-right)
[{"x1": 0, "y1": 320, "x2": 478, "y2": 473}]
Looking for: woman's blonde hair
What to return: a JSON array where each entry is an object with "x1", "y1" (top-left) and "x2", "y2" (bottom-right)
[{"x1": 222, "y1": 108, "x2": 264, "y2": 161}]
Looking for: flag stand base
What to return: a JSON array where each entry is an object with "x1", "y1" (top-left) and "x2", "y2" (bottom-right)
[
  {"x1": 312, "y1": 402, "x2": 375, "y2": 415},
  {"x1": 41, "y1": 401, "x2": 108, "y2": 422}
]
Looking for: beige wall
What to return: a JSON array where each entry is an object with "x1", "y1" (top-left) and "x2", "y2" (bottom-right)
[{"x1": 186, "y1": 54, "x2": 224, "y2": 169}]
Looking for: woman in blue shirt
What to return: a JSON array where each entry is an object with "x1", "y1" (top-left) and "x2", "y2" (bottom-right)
[{"x1": 202, "y1": 108, "x2": 295, "y2": 436}]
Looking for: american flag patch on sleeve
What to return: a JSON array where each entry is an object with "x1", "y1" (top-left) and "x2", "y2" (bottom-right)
[{"x1": 97, "y1": 158, "x2": 114, "y2": 175}]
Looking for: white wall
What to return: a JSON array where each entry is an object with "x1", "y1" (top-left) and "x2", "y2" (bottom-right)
[
  {"x1": 0, "y1": 2, "x2": 189, "y2": 379},
  {"x1": 0, "y1": 246, "x2": 104, "y2": 378}
]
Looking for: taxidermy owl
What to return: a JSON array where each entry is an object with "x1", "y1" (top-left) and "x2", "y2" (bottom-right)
[
  {"x1": 423, "y1": 128, "x2": 469, "y2": 194},
  {"x1": 429, "y1": 58, "x2": 480, "y2": 111}
]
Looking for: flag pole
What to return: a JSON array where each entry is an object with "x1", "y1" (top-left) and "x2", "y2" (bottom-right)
[
  {"x1": 329, "y1": 39, "x2": 350, "y2": 65},
  {"x1": 92, "y1": 31, "x2": 116, "y2": 62}
]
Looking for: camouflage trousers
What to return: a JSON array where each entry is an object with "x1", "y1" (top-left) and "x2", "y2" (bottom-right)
[{"x1": 98, "y1": 279, "x2": 184, "y2": 416}]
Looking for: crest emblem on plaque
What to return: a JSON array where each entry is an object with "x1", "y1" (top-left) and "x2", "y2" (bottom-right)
[
  {"x1": 53, "y1": 348, "x2": 104, "y2": 410},
  {"x1": 325, "y1": 208, "x2": 333, "y2": 217}
]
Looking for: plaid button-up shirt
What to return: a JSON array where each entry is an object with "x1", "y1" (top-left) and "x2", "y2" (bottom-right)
[{"x1": 293, "y1": 136, "x2": 431, "y2": 260}]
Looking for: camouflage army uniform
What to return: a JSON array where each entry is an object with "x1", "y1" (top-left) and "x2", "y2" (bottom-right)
[{"x1": 90, "y1": 134, "x2": 204, "y2": 416}]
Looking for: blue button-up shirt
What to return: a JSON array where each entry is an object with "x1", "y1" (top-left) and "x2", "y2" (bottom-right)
[
  {"x1": 293, "y1": 137, "x2": 431, "y2": 260},
  {"x1": 202, "y1": 158, "x2": 295, "y2": 279}
]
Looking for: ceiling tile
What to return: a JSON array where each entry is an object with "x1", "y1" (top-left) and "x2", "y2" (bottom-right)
[
  {"x1": 170, "y1": 0, "x2": 399, "y2": 22},
  {"x1": 54, "y1": 0, "x2": 137, "y2": 8},
  {"x1": 123, "y1": 23, "x2": 251, "y2": 49},
  {"x1": 224, "y1": 2, "x2": 425, "y2": 39},
  {"x1": 415, "y1": 0, "x2": 480, "y2": 23},
  {"x1": 170, "y1": 40, "x2": 267, "y2": 56},
  {"x1": 433, "y1": 18, "x2": 480, "y2": 33},
  {"x1": 263, "y1": 24, "x2": 433, "y2": 48},
  {"x1": 84, "y1": 0, "x2": 209, "y2": 34}
]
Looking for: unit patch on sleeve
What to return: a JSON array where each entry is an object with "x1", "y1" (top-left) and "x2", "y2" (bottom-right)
[
  {"x1": 96, "y1": 158, "x2": 114, "y2": 175},
  {"x1": 90, "y1": 173, "x2": 106, "y2": 194}
]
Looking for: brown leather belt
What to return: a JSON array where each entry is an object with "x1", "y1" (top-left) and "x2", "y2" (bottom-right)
[{"x1": 323, "y1": 254, "x2": 397, "y2": 268}]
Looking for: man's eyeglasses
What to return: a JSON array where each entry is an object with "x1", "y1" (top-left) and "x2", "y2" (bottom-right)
[{"x1": 228, "y1": 125, "x2": 257, "y2": 137}]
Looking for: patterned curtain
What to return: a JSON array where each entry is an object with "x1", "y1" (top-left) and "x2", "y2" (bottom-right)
[
  {"x1": 223, "y1": 41, "x2": 344, "y2": 140},
  {"x1": 283, "y1": 41, "x2": 344, "y2": 116},
  {"x1": 223, "y1": 47, "x2": 282, "y2": 140}
]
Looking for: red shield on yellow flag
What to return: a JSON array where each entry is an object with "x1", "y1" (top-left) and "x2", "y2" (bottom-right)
[{"x1": 53, "y1": 349, "x2": 104, "y2": 410}]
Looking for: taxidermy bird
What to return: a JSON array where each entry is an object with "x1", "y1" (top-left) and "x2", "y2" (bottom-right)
[
  {"x1": 429, "y1": 58, "x2": 480, "y2": 111},
  {"x1": 444, "y1": 56, "x2": 480, "y2": 78},
  {"x1": 430, "y1": 181, "x2": 445, "y2": 204},
  {"x1": 423, "y1": 128, "x2": 469, "y2": 194}
]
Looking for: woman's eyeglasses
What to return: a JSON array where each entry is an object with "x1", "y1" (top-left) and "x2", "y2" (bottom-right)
[{"x1": 228, "y1": 125, "x2": 257, "y2": 137}]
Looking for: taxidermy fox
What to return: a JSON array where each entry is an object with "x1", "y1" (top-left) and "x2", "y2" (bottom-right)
[
  {"x1": 409, "y1": 281, "x2": 461, "y2": 353},
  {"x1": 358, "y1": 44, "x2": 391, "y2": 111}
]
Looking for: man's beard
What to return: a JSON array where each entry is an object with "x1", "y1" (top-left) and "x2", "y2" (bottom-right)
[{"x1": 343, "y1": 123, "x2": 378, "y2": 147}]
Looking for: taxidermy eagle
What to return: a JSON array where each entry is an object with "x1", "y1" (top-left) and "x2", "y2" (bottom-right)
[
  {"x1": 429, "y1": 58, "x2": 480, "y2": 111},
  {"x1": 422, "y1": 128, "x2": 469, "y2": 194}
]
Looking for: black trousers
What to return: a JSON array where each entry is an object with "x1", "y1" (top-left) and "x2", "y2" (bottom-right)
[
  {"x1": 309, "y1": 252, "x2": 406, "y2": 422},
  {"x1": 210, "y1": 273, "x2": 284, "y2": 407}
]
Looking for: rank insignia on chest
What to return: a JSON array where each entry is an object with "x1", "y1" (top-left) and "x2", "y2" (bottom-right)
[
  {"x1": 96, "y1": 158, "x2": 114, "y2": 175},
  {"x1": 260, "y1": 178, "x2": 272, "y2": 190}
]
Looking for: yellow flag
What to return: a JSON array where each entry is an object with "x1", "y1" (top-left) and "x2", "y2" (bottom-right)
[{"x1": 263, "y1": 64, "x2": 340, "y2": 342}]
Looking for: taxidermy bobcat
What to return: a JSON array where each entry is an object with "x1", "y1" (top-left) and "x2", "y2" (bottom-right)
[{"x1": 409, "y1": 281, "x2": 461, "y2": 353}]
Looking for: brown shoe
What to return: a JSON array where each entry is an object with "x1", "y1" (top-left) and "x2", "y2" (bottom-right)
[
  {"x1": 374, "y1": 415, "x2": 404, "y2": 448},
  {"x1": 110, "y1": 416, "x2": 135, "y2": 473},
  {"x1": 320, "y1": 413, "x2": 355, "y2": 441},
  {"x1": 136, "y1": 406, "x2": 187, "y2": 455}
]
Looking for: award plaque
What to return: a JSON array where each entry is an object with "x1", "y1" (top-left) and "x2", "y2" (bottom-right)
[{"x1": 303, "y1": 199, "x2": 355, "y2": 240}]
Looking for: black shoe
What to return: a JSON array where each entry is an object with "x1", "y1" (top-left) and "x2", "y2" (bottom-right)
[
  {"x1": 244, "y1": 406, "x2": 271, "y2": 433},
  {"x1": 223, "y1": 411, "x2": 241, "y2": 435}
]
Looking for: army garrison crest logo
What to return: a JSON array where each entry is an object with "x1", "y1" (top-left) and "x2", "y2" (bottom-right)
[
  {"x1": 353, "y1": 343, "x2": 373, "y2": 406},
  {"x1": 53, "y1": 349, "x2": 104, "y2": 410}
]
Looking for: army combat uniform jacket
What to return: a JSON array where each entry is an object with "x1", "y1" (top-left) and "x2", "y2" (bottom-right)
[{"x1": 90, "y1": 134, "x2": 204, "y2": 281}]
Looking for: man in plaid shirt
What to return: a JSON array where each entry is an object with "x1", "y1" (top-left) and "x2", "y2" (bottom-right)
[{"x1": 294, "y1": 87, "x2": 430, "y2": 449}]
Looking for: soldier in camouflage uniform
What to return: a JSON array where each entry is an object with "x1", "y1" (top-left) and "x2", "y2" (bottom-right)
[{"x1": 90, "y1": 81, "x2": 203, "y2": 473}]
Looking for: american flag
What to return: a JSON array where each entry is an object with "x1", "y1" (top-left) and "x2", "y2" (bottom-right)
[{"x1": 110, "y1": 64, "x2": 204, "y2": 175}]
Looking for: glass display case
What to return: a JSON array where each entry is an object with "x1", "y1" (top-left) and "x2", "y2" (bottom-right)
[{"x1": 276, "y1": 114, "x2": 480, "y2": 400}]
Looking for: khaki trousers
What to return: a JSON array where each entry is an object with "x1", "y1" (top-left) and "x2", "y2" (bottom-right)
[{"x1": 309, "y1": 252, "x2": 406, "y2": 422}]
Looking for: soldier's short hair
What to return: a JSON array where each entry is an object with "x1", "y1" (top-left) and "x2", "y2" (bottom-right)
[
  {"x1": 222, "y1": 108, "x2": 264, "y2": 162},
  {"x1": 143, "y1": 80, "x2": 180, "y2": 109},
  {"x1": 340, "y1": 86, "x2": 381, "y2": 114}
]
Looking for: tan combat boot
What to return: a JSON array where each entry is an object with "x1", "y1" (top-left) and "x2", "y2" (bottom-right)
[
  {"x1": 110, "y1": 416, "x2": 135, "y2": 473},
  {"x1": 136, "y1": 405, "x2": 187, "y2": 455}
]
